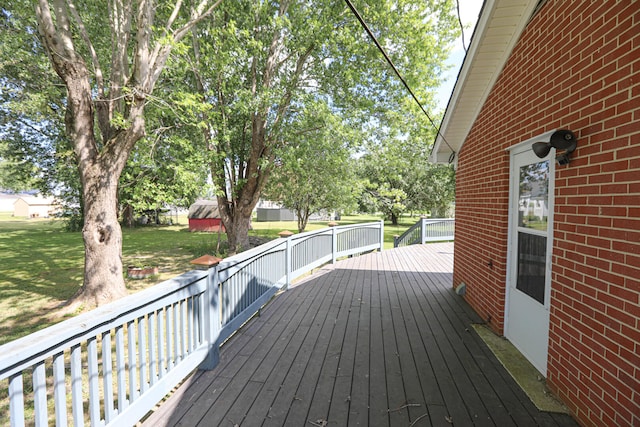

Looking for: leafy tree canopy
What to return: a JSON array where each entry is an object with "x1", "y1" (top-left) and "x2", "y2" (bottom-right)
[
  {"x1": 264, "y1": 97, "x2": 359, "y2": 232},
  {"x1": 181, "y1": 0, "x2": 459, "y2": 248}
]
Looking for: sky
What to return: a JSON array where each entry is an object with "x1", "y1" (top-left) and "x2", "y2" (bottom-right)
[{"x1": 435, "y1": 0, "x2": 484, "y2": 110}]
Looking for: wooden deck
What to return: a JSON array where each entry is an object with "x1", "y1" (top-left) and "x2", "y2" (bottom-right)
[{"x1": 143, "y1": 243, "x2": 578, "y2": 426}]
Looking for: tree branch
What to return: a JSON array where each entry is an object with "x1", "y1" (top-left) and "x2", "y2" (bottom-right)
[
  {"x1": 146, "y1": 0, "x2": 223, "y2": 93},
  {"x1": 35, "y1": 0, "x2": 76, "y2": 72},
  {"x1": 67, "y1": 0, "x2": 104, "y2": 95}
]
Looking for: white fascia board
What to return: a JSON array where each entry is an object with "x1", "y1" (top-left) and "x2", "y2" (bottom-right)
[{"x1": 431, "y1": 0, "x2": 541, "y2": 165}]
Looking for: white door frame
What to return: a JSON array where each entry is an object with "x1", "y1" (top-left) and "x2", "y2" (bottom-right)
[{"x1": 505, "y1": 131, "x2": 556, "y2": 376}]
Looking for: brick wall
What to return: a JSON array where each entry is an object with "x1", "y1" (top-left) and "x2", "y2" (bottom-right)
[{"x1": 453, "y1": 1, "x2": 640, "y2": 425}]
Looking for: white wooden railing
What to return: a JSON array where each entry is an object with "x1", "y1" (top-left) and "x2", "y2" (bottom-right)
[
  {"x1": 0, "y1": 221, "x2": 383, "y2": 427},
  {"x1": 393, "y1": 218, "x2": 455, "y2": 247}
]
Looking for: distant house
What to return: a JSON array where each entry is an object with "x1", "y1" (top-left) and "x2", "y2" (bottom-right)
[
  {"x1": 13, "y1": 196, "x2": 56, "y2": 218},
  {"x1": 255, "y1": 199, "x2": 295, "y2": 222},
  {"x1": 431, "y1": 1, "x2": 639, "y2": 425},
  {"x1": 255, "y1": 200, "x2": 333, "y2": 222},
  {"x1": 256, "y1": 207, "x2": 296, "y2": 222},
  {"x1": 187, "y1": 200, "x2": 224, "y2": 232}
]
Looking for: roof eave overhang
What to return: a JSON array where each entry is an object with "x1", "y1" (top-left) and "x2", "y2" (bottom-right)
[{"x1": 431, "y1": 0, "x2": 542, "y2": 165}]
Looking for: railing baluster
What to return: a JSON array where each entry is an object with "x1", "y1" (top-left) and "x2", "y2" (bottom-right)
[
  {"x1": 70, "y1": 344, "x2": 83, "y2": 427},
  {"x1": 102, "y1": 331, "x2": 114, "y2": 423},
  {"x1": 157, "y1": 309, "x2": 165, "y2": 378},
  {"x1": 53, "y1": 351, "x2": 67, "y2": 427},
  {"x1": 138, "y1": 316, "x2": 148, "y2": 394},
  {"x1": 115, "y1": 325, "x2": 128, "y2": 413},
  {"x1": 148, "y1": 311, "x2": 157, "y2": 386},
  {"x1": 9, "y1": 373, "x2": 25, "y2": 427},
  {"x1": 166, "y1": 304, "x2": 173, "y2": 370},
  {"x1": 180, "y1": 301, "x2": 187, "y2": 359},
  {"x1": 127, "y1": 320, "x2": 138, "y2": 402},
  {"x1": 197, "y1": 293, "x2": 205, "y2": 350},
  {"x1": 187, "y1": 298, "x2": 194, "y2": 353},
  {"x1": 33, "y1": 361, "x2": 47, "y2": 427},
  {"x1": 173, "y1": 302, "x2": 180, "y2": 363},
  {"x1": 192, "y1": 295, "x2": 199, "y2": 348},
  {"x1": 87, "y1": 336, "x2": 101, "y2": 426}
]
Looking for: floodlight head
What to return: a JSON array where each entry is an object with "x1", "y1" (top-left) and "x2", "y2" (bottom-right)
[
  {"x1": 549, "y1": 129, "x2": 577, "y2": 151},
  {"x1": 532, "y1": 141, "x2": 552, "y2": 158},
  {"x1": 531, "y1": 129, "x2": 577, "y2": 164}
]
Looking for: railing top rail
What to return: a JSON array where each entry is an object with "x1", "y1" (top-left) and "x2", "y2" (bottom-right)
[
  {"x1": 422, "y1": 217, "x2": 455, "y2": 222},
  {"x1": 288, "y1": 220, "x2": 382, "y2": 241},
  {"x1": 395, "y1": 220, "x2": 422, "y2": 243},
  {"x1": 332, "y1": 220, "x2": 383, "y2": 231},
  {"x1": 217, "y1": 238, "x2": 287, "y2": 273},
  {"x1": 394, "y1": 218, "x2": 455, "y2": 247}
]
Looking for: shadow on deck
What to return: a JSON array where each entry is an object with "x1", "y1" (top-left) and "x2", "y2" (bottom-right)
[{"x1": 142, "y1": 243, "x2": 577, "y2": 426}]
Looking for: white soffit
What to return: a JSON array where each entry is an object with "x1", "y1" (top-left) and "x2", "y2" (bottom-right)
[{"x1": 431, "y1": 0, "x2": 541, "y2": 165}]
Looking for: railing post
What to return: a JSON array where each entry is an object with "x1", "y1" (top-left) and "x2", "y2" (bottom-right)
[
  {"x1": 421, "y1": 217, "x2": 427, "y2": 244},
  {"x1": 286, "y1": 237, "x2": 292, "y2": 289},
  {"x1": 331, "y1": 225, "x2": 338, "y2": 264},
  {"x1": 191, "y1": 255, "x2": 222, "y2": 371},
  {"x1": 379, "y1": 220, "x2": 385, "y2": 251},
  {"x1": 202, "y1": 265, "x2": 221, "y2": 370},
  {"x1": 279, "y1": 231, "x2": 294, "y2": 289}
]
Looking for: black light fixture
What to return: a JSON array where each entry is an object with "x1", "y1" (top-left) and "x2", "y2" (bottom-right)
[{"x1": 532, "y1": 129, "x2": 577, "y2": 165}]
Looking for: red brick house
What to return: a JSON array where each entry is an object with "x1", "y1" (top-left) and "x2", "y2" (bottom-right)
[{"x1": 432, "y1": 1, "x2": 639, "y2": 425}]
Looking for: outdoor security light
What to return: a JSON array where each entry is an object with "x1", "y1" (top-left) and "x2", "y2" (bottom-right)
[{"x1": 532, "y1": 129, "x2": 577, "y2": 164}]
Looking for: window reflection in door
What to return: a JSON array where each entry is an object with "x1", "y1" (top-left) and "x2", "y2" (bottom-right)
[
  {"x1": 516, "y1": 160, "x2": 549, "y2": 304},
  {"x1": 518, "y1": 161, "x2": 549, "y2": 231}
]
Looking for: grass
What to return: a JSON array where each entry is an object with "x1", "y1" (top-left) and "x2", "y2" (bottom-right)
[{"x1": 0, "y1": 212, "x2": 419, "y2": 344}]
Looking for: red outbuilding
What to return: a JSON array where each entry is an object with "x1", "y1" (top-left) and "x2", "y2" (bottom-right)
[{"x1": 188, "y1": 200, "x2": 224, "y2": 232}]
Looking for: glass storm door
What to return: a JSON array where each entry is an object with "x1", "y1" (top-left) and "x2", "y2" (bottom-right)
[{"x1": 505, "y1": 144, "x2": 554, "y2": 376}]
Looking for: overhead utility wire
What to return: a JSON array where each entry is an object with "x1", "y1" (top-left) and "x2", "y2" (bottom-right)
[
  {"x1": 456, "y1": 0, "x2": 468, "y2": 52},
  {"x1": 343, "y1": 0, "x2": 456, "y2": 162}
]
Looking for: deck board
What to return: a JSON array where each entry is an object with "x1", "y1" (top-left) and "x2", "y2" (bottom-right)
[{"x1": 143, "y1": 243, "x2": 578, "y2": 427}]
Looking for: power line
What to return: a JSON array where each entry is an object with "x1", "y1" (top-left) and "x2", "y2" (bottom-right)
[
  {"x1": 456, "y1": 0, "x2": 468, "y2": 52},
  {"x1": 343, "y1": 0, "x2": 456, "y2": 162}
]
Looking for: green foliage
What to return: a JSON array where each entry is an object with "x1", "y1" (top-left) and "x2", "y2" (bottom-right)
[
  {"x1": 1, "y1": 0, "x2": 460, "y2": 255},
  {"x1": 356, "y1": 119, "x2": 456, "y2": 222},
  {"x1": 0, "y1": 4, "x2": 82, "y2": 212},
  {"x1": 118, "y1": 91, "x2": 211, "y2": 224},
  {"x1": 177, "y1": 0, "x2": 459, "y2": 247},
  {"x1": 264, "y1": 99, "x2": 359, "y2": 231}
]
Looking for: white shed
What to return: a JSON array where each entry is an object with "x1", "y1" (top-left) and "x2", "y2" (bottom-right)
[{"x1": 13, "y1": 196, "x2": 56, "y2": 218}]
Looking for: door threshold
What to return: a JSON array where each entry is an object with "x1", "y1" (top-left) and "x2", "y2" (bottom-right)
[{"x1": 472, "y1": 323, "x2": 569, "y2": 414}]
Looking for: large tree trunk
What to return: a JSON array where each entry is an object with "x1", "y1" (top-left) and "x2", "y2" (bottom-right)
[
  {"x1": 390, "y1": 211, "x2": 399, "y2": 226},
  {"x1": 36, "y1": 0, "x2": 221, "y2": 308},
  {"x1": 74, "y1": 168, "x2": 128, "y2": 305},
  {"x1": 217, "y1": 196, "x2": 255, "y2": 254},
  {"x1": 225, "y1": 211, "x2": 252, "y2": 254},
  {"x1": 296, "y1": 205, "x2": 310, "y2": 233}
]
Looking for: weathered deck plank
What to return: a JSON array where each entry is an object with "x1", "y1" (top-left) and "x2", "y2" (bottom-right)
[{"x1": 143, "y1": 243, "x2": 578, "y2": 427}]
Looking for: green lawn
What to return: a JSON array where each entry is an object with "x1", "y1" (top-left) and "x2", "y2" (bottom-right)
[{"x1": 0, "y1": 213, "x2": 418, "y2": 344}]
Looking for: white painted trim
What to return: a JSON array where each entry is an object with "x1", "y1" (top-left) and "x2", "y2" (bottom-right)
[
  {"x1": 432, "y1": 0, "x2": 542, "y2": 164},
  {"x1": 505, "y1": 141, "x2": 555, "y2": 376},
  {"x1": 505, "y1": 129, "x2": 557, "y2": 154},
  {"x1": 430, "y1": 0, "x2": 497, "y2": 164}
]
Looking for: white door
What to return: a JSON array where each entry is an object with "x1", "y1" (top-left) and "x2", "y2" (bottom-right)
[{"x1": 505, "y1": 143, "x2": 554, "y2": 376}]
